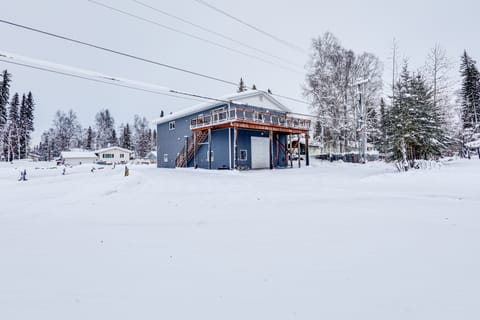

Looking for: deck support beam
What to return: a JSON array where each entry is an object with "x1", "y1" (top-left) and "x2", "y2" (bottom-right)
[
  {"x1": 269, "y1": 130, "x2": 273, "y2": 169},
  {"x1": 193, "y1": 131, "x2": 197, "y2": 169},
  {"x1": 289, "y1": 134, "x2": 293, "y2": 168},
  {"x1": 233, "y1": 126, "x2": 238, "y2": 170},
  {"x1": 276, "y1": 134, "x2": 280, "y2": 167},
  {"x1": 298, "y1": 134, "x2": 301, "y2": 168},
  {"x1": 228, "y1": 128, "x2": 232, "y2": 170},
  {"x1": 208, "y1": 128, "x2": 212, "y2": 170},
  {"x1": 305, "y1": 133, "x2": 310, "y2": 167}
]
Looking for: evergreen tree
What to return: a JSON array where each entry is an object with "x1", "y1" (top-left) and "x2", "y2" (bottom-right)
[
  {"x1": 110, "y1": 128, "x2": 118, "y2": 146},
  {"x1": 86, "y1": 126, "x2": 94, "y2": 150},
  {"x1": 252, "y1": 84, "x2": 257, "y2": 90},
  {"x1": 17, "y1": 93, "x2": 34, "y2": 158},
  {"x1": 388, "y1": 64, "x2": 448, "y2": 165},
  {"x1": 23, "y1": 92, "x2": 35, "y2": 157},
  {"x1": 152, "y1": 129, "x2": 157, "y2": 148},
  {"x1": 0, "y1": 70, "x2": 12, "y2": 160},
  {"x1": 367, "y1": 105, "x2": 380, "y2": 148},
  {"x1": 5, "y1": 93, "x2": 20, "y2": 161},
  {"x1": 459, "y1": 51, "x2": 480, "y2": 132},
  {"x1": 237, "y1": 77, "x2": 246, "y2": 93},
  {"x1": 121, "y1": 123, "x2": 132, "y2": 150},
  {"x1": 18, "y1": 94, "x2": 27, "y2": 158},
  {"x1": 0, "y1": 70, "x2": 11, "y2": 136}
]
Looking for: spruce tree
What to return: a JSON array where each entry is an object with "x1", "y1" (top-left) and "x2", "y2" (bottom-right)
[
  {"x1": 6, "y1": 93, "x2": 20, "y2": 161},
  {"x1": 86, "y1": 126, "x2": 94, "y2": 150},
  {"x1": 459, "y1": 51, "x2": 480, "y2": 132},
  {"x1": 152, "y1": 129, "x2": 157, "y2": 148},
  {"x1": 23, "y1": 92, "x2": 35, "y2": 157},
  {"x1": 125, "y1": 123, "x2": 132, "y2": 150},
  {"x1": 121, "y1": 123, "x2": 132, "y2": 150},
  {"x1": 237, "y1": 78, "x2": 246, "y2": 93},
  {"x1": 110, "y1": 128, "x2": 118, "y2": 146},
  {"x1": 18, "y1": 94, "x2": 27, "y2": 158},
  {"x1": 388, "y1": 64, "x2": 448, "y2": 165},
  {"x1": 0, "y1": 70, "x2": 11, "y2": 135}
]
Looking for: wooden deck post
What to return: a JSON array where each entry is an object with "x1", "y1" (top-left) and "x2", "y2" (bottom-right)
[
  {"x1": 305, "y1": 133, "x2": 310, "y2": 167},
  {"x1": 234, "y1": 126, "x2": 238, "y2": 170},
  {"x1": 208, "y1": 128, "x2": 212, "y2": 170},
  {"x1": 298, "y1": 135, "x2": 301, "y2": 168},
  {"x1": 269, "y1": 130, "x2": 273, "y2": 169},
  {"x1": 193, "y1": 131, "x2": 197, "y2": 169},
  {"x1": 289, "y1": 134, "x2": 293, "y2": 168},
  {"x1": 276, "y1": 134, "x2": 279, "y2": 166}
]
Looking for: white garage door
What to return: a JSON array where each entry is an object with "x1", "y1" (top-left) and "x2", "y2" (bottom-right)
[{"x1": 251, "y1": 136, "x2": 270, "y2": 169}]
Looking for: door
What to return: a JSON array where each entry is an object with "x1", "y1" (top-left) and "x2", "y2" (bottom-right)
[{"x1": 251, "y1": 136, "x2": 270, "y2": 169}]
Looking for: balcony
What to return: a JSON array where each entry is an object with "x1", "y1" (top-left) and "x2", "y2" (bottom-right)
[{"x1": 189, "y1": 106, "x2": 311, "y2": 133}]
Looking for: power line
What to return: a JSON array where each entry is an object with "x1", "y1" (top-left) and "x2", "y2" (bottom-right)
[
  {"x1": 193, "y1": 0, "x2": 307, "y2": 54},
  {"x1": 1, "y1": 55, "x2": 344, "y2": 121},
  {"x1": 0, "y1": 18, "x2": 310, "y2": 106},
  {"x1": 88, "y1": 0, "x2": 303, "y2": 74},
  {"x1": 0, "y1": 18, "x2": 238, "y2": 87},
  {"x1": 0, "y1": 59, "x2": 206, "y2": 103},
  {"x1": 131, "y1": 0, "x2": 302, "y2": 69}
]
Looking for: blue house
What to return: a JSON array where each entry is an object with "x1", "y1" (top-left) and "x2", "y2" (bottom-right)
[{"x1": 154, "y1": 90, "x2": 311, "y2": 170}]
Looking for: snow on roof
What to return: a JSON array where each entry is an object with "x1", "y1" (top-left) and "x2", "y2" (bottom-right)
[
  {"x1": 152, "y1": 90, "x2": 291, "y2": 125},
  {"x1": 95, "y1": 146, "x2": 133, "y2": 154},
  {"x1": 61, "y1": 151, "x2": 97, "y2": 159}
]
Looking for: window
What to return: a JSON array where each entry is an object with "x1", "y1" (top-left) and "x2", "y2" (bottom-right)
[
  {"x1": 120, "y1": 154, "x2": 124, "y2": 158},
  {"x1": 255, "y1": 112, "x2": 264, "y2": 122},
  {"x1": 169, "y1": 121, "x2": 175, "y2": 130},
  {"x1": 102, "y1": 154, "x2": 114, "y2": 159},
  {"x1": 240, "y1": 150, "x2": 248, "y2": 161},
  {"x1": 206, "y1": 151, "x2": 214, "y2": 162},
  {"x1": 212, "y1": 108, "x2": 225, "y2": 122},
  {"x1": 163, "y1": 154, "x2": 168, "y2": 163}
]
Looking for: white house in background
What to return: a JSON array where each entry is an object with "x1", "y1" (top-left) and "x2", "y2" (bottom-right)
[
  {"x1": 60, "y1": 151, "x2": 97, "y2": 165},
  {"x1": 95, "y1": 146, "x2": 133, "y2": 164}
]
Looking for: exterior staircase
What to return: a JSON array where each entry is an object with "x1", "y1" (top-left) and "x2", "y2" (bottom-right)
[{"x1": 176, "y1": 130, "x2": 208, "y2": 168}]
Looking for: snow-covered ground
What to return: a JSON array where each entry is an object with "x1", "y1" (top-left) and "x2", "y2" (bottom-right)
[{"x1": 1, "y1": 159, "x2": 479, "y2": 319}]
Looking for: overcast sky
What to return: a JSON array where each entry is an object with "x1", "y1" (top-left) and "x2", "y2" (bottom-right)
[{"x1": 2, "y1": 0, "x2": 479, "y2": 143}]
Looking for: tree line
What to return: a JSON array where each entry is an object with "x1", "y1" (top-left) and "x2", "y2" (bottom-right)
[
  {"x1": 36, "y1": 109, "x2": 157, "y2": 161},
  {"x1": 0, "y1": 70, "x2": 35, "y2": 162},
  {"x1": 304, "y1": 32, "x2": 478, "y2": 167}
]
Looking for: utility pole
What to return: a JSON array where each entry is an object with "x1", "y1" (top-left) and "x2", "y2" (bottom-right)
[{"x1": 351, "y1": 79, "x2": 369, "y2": 163}]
